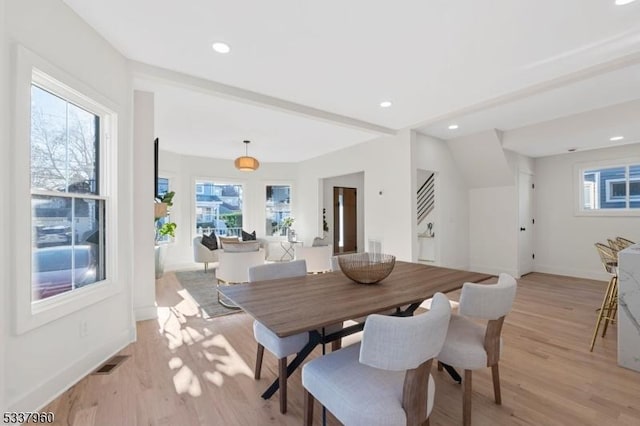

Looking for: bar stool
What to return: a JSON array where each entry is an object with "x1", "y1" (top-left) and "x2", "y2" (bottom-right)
[{"x1": 590, "y1": 242, "x2": 619, "y2": 351}]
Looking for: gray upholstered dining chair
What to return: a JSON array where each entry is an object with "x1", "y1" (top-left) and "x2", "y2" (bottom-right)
[
  {"x1": 436, "y1": 273, "x2": 517, "y2": 426},
  {"x1": 248, "y1": 260, "x2": 309, "y2": 414},
  {"x1": 302, "y1": 292, "x2": 452, "y2": 426}
]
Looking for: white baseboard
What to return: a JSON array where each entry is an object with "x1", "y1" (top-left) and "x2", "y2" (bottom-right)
[
  {"x1": 533, "y1": 264, "x2": 608, "y2": 281},
  {"x1": 7, "y1": 327, "x2": 135, "y2": 412},
  {"x1": 469, "y1": 264, "x2": 518, "y2": 278},
  {"x1": 135, "y1": 305, "x2": 158, "y2": 321}
]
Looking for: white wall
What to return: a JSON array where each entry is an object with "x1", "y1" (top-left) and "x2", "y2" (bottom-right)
[
  {"x1": 0, "y1": 0, "x2": 8, "y2": 412},
  {"x1": 3, "y1": 0, "x2": 134, "y2": 411},
  {"x1": 469, "y1": 186, "x2": 519, "y2": 276},
  {"x1": 534, "y1": 143, "x2": 640, "y2": 280},
  {"x1": 322, "y1": 172, "x2": 365, "y2": 253},
  {"x1": 297, "y1": 131, "x2": 414, "y2": 261},
  {"x1": 158, "y1": 150, "x2": 299, "y2": 270},
  {"x1": 447, "y1": 129, "x2": 514, "y2": 188},
  {"x1": 414, "y1": 133, "x2": 470, "y2": 269},
  {"x1": 133, "y1": 91, "x2": 157, "y2": 321}
]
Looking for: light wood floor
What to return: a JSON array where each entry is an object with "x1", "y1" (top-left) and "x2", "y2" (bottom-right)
[{"x1": 39, "y1": 272, "x2": 640, "y2": 426}]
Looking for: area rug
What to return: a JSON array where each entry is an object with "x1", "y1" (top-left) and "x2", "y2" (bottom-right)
[{"x1": 174, "y1": 270, "x2": 242, "y2": 319}]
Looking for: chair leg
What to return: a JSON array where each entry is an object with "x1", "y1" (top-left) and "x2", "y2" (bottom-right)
[
  {"x1": 602, "y1": 276, "x2": 618, "y2": 338},
  {"x1": 279, "y1": 358, "x2": 287, "y2": 414},
  {"x1": 590, "y1": 276, "x2": 615, "y2": 351},
  {"x1": 254, "y1": 344, "x2": 264, "y2": 380},
  {"x1": 463, "y1": 369, "x2": 472, "y2": 426},
  {"x1": 331, "y1": 340, "x2": 342, "y2": 351},
  {"x1": 303, "y1": 388, "x2": 314, "y2": 426},
  {"x1": 491, "y1": 364, "x2": 501, "y2": 405}
]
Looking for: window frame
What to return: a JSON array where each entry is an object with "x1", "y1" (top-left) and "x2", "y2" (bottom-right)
[
  {"x1": 574, "y1": 157, "x2": 640, "y2": 217},
  {"x1": 13, "y1": 46, "x2": 121, "y2": 334}
]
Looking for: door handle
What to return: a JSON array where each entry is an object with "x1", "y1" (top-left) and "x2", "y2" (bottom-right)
[{"x1": 520, "y1": 227, "x2": 526, "y2": 231}]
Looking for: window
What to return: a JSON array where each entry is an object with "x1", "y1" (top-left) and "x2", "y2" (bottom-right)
[
  {"x1": 579, "y1": 162, "x2": 640, "y2": 214},
  {"x1": 195, "y1": 180, "x2": 243, "y2": 236},
  {"x1": 30, "y1": 81, "x2": 108, "y2": 302},
  {"x1": 155, "y1": 177, "x2": 172, "y2": 244},
  {"x1": 266, "y1": 185, "x2": 292, "y2": 236}
]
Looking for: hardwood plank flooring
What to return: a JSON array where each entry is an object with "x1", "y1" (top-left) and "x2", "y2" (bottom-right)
[{"x1": 37, "y1": 272, "x2": 640, "y2": 425}]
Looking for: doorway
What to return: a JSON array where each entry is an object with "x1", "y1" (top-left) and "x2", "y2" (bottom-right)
[
  {"x1": 333, "y1": 187, "x2": 357, "y2": 254},
  {"x1": 518, "y1": 172, "x2": 534, "y2": 276}
]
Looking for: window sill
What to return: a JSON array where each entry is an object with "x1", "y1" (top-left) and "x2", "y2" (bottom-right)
[{"x1": 575, "y1": 209, "x2": 640, "y2": 217}]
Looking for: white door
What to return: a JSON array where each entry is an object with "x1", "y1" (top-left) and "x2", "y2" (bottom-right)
[{"x1": 518, "y1": 172, "x2": 534, "y2": 276}]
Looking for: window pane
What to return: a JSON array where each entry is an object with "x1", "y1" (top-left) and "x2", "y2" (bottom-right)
[
  {"x1": 266, "y1": 185, "x2": 291, "y2": 236},
  {"x1": 195, "y1": 181, "x2": 243, "y2": 236},
  {"x1": 583, "y1": 166, "x2": 626, "y2": 209},
  {"x1": 631, "y1": 165, "x2": 640, "y2": 208},
  {"x1": 31, "y1": 85, "x2": 98, "y2": 194},
  {"x1": 32, "y1": 195, "x2": 105, "y2": 301}
]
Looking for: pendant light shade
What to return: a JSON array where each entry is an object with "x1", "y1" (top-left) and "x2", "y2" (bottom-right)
[{"x1": 235, "y1": 140, "x2": 260, "y2": 171}]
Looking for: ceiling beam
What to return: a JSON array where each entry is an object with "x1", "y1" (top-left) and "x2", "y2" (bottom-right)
[
  {"x1": 130, "y1": 60, "x2": 396, "y2": 136},
  {"x1": 410, "y1": 51, "x2": 640, "y2": 131}
]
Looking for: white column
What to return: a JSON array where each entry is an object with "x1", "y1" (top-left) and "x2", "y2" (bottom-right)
[{"x1": 133, "y1": 91, "x2": 157, "y2": 321}]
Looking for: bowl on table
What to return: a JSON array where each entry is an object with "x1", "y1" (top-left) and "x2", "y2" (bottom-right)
[{"x1": 338, "y1": 252, "x2": 396, "y2": 284}]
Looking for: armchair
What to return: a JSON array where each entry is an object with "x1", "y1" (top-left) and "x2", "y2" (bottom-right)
[{"x1": 193, "y1": 236, "x2": 219, "y2": 272}]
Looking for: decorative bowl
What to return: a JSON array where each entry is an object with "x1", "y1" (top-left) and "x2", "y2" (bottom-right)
[{"x1": 338, "y1": 252, "x2": 396, "y2": 284}]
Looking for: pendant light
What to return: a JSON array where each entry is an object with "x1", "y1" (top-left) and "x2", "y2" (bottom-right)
[{"x1": 234, "y1": 140, "x2": 260, "y2": 171}]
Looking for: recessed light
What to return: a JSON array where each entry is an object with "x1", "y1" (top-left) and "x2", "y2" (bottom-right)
[
  {"x1": 610, "y1": 136, "x2": 625, "y2": 141},
  {"x1": 448, "y1": 124, "x2": 459, "y2": 130},
  {"x1": 379, "y1": 101, "x2": 392, "y2": 108},
  {"x1": 615, "y1": 0, "x2": 637, "y2": 5},
  {"x1": 212, "y1": 42, "x2": 231, "y2": 54}
]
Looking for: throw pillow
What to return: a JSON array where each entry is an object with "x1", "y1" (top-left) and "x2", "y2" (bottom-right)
[
  {"x1": 200, "y1": 233, "x2": 218, "y2": 251},
  {"x1": 219, "y1": 236, "x2": 240, "y2": 248},
  {"x1": 242, "y1": 230, "x2": 257, "y2": 241},
  {"x1": 223, "y1": 241, "x2": 260, "y2": 252}
]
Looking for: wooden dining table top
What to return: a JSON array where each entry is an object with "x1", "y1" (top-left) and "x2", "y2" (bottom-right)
[{"x1": 218, "y1": 261, "x2": 493, "y2": 337}]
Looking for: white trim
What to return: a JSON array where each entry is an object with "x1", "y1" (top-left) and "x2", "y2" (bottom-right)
[
  {"x1": 134, "y1": 305, "x2": 158, "y2": 322},
  {"x1": 13, "y1": 45, "x2": 122, "y2": 334},
  {"x1": 6, "y1": 328, "x2": 134, "y2": 412}
]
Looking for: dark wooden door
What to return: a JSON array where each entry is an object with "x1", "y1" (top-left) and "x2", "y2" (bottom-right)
[{"x1": 333, "y1": 187, "x2": 357, "y2": 254}]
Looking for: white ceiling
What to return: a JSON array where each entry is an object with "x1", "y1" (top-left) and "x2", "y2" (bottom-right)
[{"x1": 63, "y1": 0, "x2": 640, "y2": 160}]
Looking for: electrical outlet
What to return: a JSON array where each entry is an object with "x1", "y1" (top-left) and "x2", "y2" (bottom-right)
[{"x1": 80, "y1": 320, "x2": 88, "y2": 338}]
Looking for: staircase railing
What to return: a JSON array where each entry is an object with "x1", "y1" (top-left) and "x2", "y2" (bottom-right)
[{"x1": 417, "y1": 173, "x2": 435, "y2": 224}]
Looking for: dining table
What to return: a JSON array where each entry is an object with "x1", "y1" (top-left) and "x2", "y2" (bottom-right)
[{"x1": 218, "y1": 260, "x2": 493, "y2": 400}]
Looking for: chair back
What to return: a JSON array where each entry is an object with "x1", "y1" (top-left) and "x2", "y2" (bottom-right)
[
  {"x1": 458, "y1": 273, "x2": 517, "y2": 320},
  {"x1": 616, "y1": 236, "x2": 635, "y2": 250},
  {"x1": 595, "y1": 242, "x2": 617, "y2": 275},
  {"x1": 217, "y1": 249, "x2": 264, "y2": 283},
  {"x1": 295, "y1": 245, "x2": 332, "y2": 273},
  {"x1": 248, "y1": 259, "x2": 307, "y2": 282},
  {"x1": 359, "y1": 293, "x2": 452, "y2": 371},
  {"x1": 193, "y1": 236, "x2": 218, "y2": 263}
]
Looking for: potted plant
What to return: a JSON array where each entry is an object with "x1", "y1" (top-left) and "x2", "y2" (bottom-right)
[
  {"x1": 155, "y1": 191, "x2": 177, "y2": 278},
  {"x1": 281, "y1": 217, "x2": 295, "y2": 239}
]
